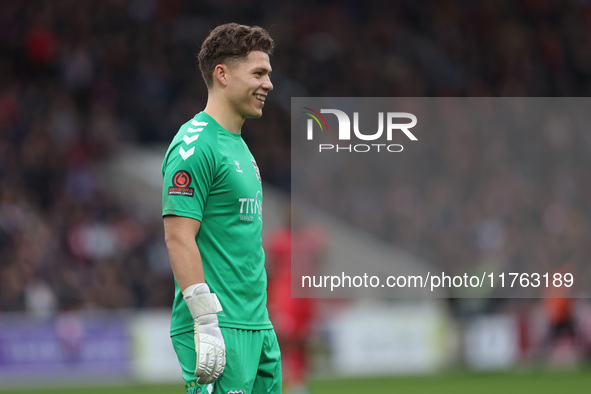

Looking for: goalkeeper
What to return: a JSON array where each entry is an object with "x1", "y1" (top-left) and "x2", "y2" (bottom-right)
[{"x1": 162, "y1": 23, "x2": 281, "y2": 393}]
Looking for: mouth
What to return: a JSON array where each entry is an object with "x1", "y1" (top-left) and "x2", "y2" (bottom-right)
[{"x1": 253, "y1": 94, "x2": 266, "y2": 104}]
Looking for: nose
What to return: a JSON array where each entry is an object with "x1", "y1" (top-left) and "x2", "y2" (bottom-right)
[{"x1": 262, "y1": 77, "x2": 273, "y2": 92}]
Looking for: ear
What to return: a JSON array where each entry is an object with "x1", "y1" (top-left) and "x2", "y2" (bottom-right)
[{"x1": 213, "y1": 64, "x2": 228, "y2": 87}]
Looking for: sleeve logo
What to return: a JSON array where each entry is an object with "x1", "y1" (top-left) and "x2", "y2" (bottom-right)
[{"x1": 168, "y1": 170, "x2": 194, "y2": 197}]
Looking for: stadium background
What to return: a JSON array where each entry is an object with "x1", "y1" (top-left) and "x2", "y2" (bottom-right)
[{"x1": 1, "y1": 0, "x2": 591, "y2": 393}]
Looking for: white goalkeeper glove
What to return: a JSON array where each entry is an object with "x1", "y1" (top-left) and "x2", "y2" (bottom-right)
[{"x1": 183, "y1": 283, "x2": 225, "y2": 384}]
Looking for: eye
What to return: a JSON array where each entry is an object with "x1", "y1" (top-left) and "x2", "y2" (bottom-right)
[{"x1": 254, "y1": 71, "x2": 263, "y2": 77}]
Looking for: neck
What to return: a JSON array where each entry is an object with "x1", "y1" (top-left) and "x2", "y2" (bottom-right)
[{"x1": 203, "y1": 93, "x2": 244, "y2": 134}]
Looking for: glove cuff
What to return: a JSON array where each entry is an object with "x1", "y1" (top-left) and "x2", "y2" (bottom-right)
[
  {"x1": 183, "y1": 283, "x2": 223, "y2": 319},
  {"x1": 182, "y1": 283, "x2": 209, "y2": 297}
]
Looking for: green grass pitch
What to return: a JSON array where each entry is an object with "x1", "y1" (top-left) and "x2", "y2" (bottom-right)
[{"x1": 1, "y1": 369, "x2": 590, "y2": 394}]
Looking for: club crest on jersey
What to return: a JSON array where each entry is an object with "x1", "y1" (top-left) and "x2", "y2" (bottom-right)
[
  {"x1": 168, "y1": 170, "x2": 194, "y2": 197},
  {"x1": 251, "y1": 159, "x2": 261, "y2": 183}
]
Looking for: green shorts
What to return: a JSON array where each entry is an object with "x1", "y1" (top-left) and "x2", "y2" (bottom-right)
[{"x1": 171, "y1": 327, "x2": 282, "y2": 394}]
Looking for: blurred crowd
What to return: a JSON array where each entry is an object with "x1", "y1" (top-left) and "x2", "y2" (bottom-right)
[{"x1": 1, "y1": 0, "x2": 591, "y2": 317}]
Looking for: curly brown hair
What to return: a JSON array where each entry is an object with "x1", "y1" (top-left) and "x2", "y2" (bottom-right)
[{"x1": 198, "y1": 23, "x2": 275, "y2": 88}]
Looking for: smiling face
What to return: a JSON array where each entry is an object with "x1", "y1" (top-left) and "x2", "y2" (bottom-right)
[{"x1": 223, "y1": 50, "x2": 273, "y2": 119}]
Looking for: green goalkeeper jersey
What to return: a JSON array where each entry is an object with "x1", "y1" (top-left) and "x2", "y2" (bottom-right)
[{"x1": 162, "y1": 111, "x2": 272, "y2": 335}]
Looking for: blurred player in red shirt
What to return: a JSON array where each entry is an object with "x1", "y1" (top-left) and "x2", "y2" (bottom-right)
[{"x1": 266, "y1": 203, "x2": 325, "y2": 393}]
